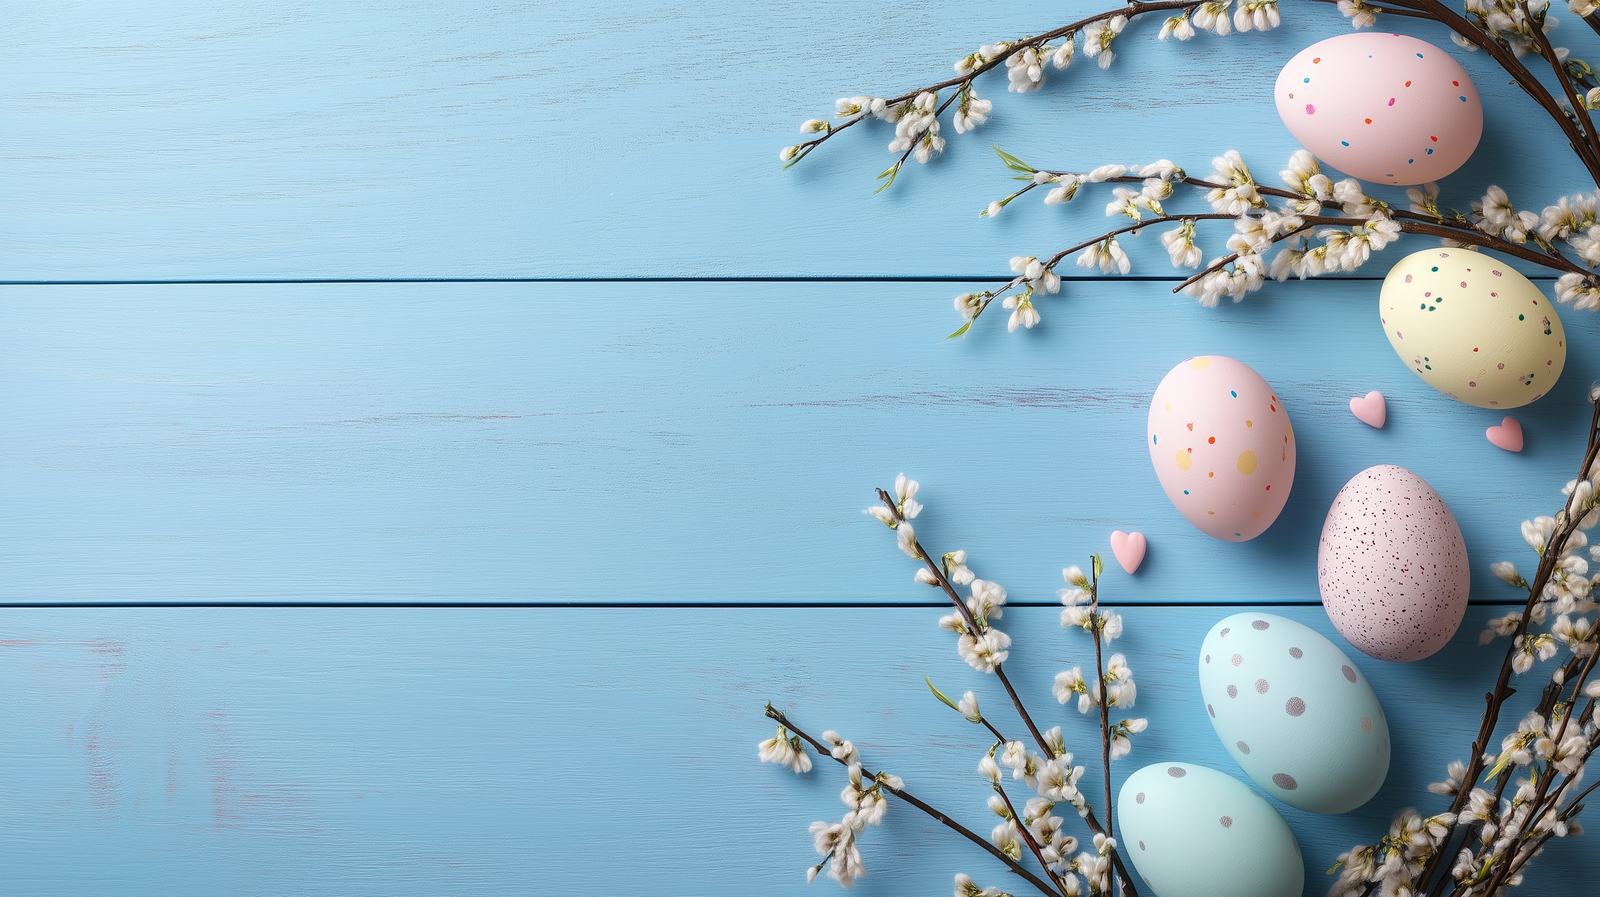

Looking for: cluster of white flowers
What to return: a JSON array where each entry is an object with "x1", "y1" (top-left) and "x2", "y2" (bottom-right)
[
  {"x1": 1453, "y1": 0, "x2": 1562, "y2": 57},
  {"x1": 1329, "y1": 809, "x2": 1458, "y2": 897},
  {"x1": 759, "y1": 717, "x2": 906, "y2": 888},
  {"x1": 1081, "y1": 16, "x2": 1127, "y2": 69},
  {"x1": 1334, "y1": 448, "x2": 1600, "y2": 896},
  {"x1": 808, "y1": 753, "x2": 906, "y2": 887},
  {"x1": 759, "y1": 725, "x2": 814, "y2": 773}
]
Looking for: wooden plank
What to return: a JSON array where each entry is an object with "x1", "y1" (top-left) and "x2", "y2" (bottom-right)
[
  {"x1": 0, "y1": 605, "x2": 1585, "y2": 895},
  {"x1": 0, "y1": 1, "x2": 1582, "y2": 279},
  {"x1": 4, "y1": 280, "x2": 1597, "y2": 605}
]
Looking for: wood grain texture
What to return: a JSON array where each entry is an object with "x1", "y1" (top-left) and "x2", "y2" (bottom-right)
[
  {"x1": 0, "y1": 0, "x2": 1585, "y2": 279},
  {"x1": 0, "y1": 605, "x2": 1585, "y2": 896},
  {"x1": 4, "y1": 281, "x2": 1597, "y2": 605}
]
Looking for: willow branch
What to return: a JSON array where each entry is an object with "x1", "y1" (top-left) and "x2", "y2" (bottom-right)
[
  {"x1": 1524, "y1": 0, "x2": 1600, "y2": 167},
  {"x1": 1402, "y1": 0, "x2": 1600, "y2": 186},
  {"x1": 991, "y1": 782, "x2": 1072, "y2": 897},
  {"x1": 871, "y1": 488, "x2": 1142, "y2": 897},
  {"x1": 765, "y1": 705, "x2": 1064, "y2": 897},
  {"x1": 1417, "y1": 400, "x2": 1600, "y2": 891},
  {"x1": 788, "y1": 0, "x2": 1221, "y2": 164}
]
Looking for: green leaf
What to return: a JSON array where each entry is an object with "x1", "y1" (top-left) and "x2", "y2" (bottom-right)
[
  {"x1": 946, "y1": 320, "x2": 974, "y2": 340},
  {"x1": 873, "y1": 163, "x2": 901, "y2": 194},
  {"x1": 926, "y1": 676, "x2": 963, "y2": 713},
  {"x1": 991, "y1": 145, "x2": 1036, "y2": 174},
  {"x1": 1092, "y1": 554, "x2": 1104, "y2": 579}
]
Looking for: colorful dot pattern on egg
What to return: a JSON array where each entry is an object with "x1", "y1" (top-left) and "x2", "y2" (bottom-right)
[
  {"x1": 1380, "y1": 248, "x2": 1565, "y2": 410},
  {"x1": 1146, "y1": 356, "x2": 1294, "y2": 542},
  {"x1": 1275, "y1": 32, "x2": 1482, "y2": 186}
]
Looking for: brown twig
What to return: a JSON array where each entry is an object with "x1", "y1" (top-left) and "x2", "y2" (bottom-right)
[
  {"x1": 1088, "y1": 560, "x2": 1115, "y2": 842},
  {"x1": 786, "y1": 0, "x2": 1219, "y2": 167},
  {"x1": 764, "y1": 704, "x2": 1064, "y2": 897},
  {"x1": 1400, "y1": 0, "x2": 1600, "y2": 187},
  {"x1": 990, "y1": 781, "x2": 1073, "y2": 897},
  {"x1": 1522, "y1": 0, "x2": 1600, "y2": 168},
  {"x1": 871, "y1": 488, "x2": 1143, "y2": 897},
  {"x1": 1415, "y1": 399, "x2": 1600, "y2": 892}
]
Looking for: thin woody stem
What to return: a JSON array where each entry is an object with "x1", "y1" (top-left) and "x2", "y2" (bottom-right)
[
  {"x1": 787, "y1": 0, "x2": 1201, "y2": 163},
  {"x1": 1170, "y1": 213, "x2": 1593, "y2": 295},
  {"x1": 1479, "y1": 644, "x2": 1600, "y2": 895},
  {"x1": 871, "y1": 487, "x2": 1143, "y2": 897},
  {"x1": 991, "y1": 783, "x2": 1073, "y2": 897},
  {"x1": 1090, "y1": 562, "x2": 1115, "y2": 843},
  {"x1": 1523, "y1": 0, "x2": 1600, "y2": 167},
  {"x1": 765, "y1": 705, "x2": 1064, "y2": 897},
  {"x1": 1400, "y1": 0, "x2": 1600, "y2": 187},
  {"x1": 1417, "y1": 400, "x2": 1600, "y2": 892}
]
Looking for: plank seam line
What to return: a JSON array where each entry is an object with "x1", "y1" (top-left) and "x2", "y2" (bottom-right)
[
  {"x1": 0, "y1": 600, "x2": 1536, "y2": 609},
  {"x1": 0, "y1": 275, "x2": 1554, "y2": 286}
]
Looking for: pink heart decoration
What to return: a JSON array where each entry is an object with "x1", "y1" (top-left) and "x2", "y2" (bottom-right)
[
  {"x1": 1486, "y1": 417, "x2": 1523, "y2": 453},
  {"x1": 1349, "y1": 391, "x2": 1386, "y2": 429},
  {"x1": 1109, "y1": 531, "x2": 1147, "y2": 575}
]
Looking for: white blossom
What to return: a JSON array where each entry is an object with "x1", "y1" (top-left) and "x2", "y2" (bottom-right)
[
  {"x1": 1051, "y1": 37, "x2": 1076, "y2": 69},
  {"x1": 1005, "y1": 45, "x2": 1046, "y2": 93},
  {"x1": 760, "y1": 727, "x2": 813, "y2": 773},
  {"x1": 1159, "y1": 13, "x2": 1197, "y2": 40},
  {"x1": 957, "y1": 690, "x2": 982, "y2": 723},
  {"x1": 1081, "y1": 16, "x2": 1127, "y2": 69},
  {"x1": 1193, "y1": 0, "x2": 1235, "y2": 35},
  {"x1": 958, "y1": 627, "x2": 1011, "y2": 672},
  {"x1": 1338, "y1": 0, "x2": 1379, "y2": 27},
  {"x1": 1077, "y1": 238, "x2": 1131, "y2": 274}
]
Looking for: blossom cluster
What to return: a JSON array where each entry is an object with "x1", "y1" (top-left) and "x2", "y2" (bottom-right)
[
  {"x1": 762, "y1": 476, "x2": 1151, "y2": 895},
  {"x1": 1333, "y1": 439, "x2": 1600, "y2": 896}
]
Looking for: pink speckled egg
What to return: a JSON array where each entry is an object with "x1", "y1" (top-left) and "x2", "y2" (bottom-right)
[
  {"x1": 1318, "y1": 465, "x2": 1469, "y2": 662},
  {"x1": 1275, "y1": 32, "x2": 1482, "y2": 185},
  {"x1": 1147, "y1": 356, "x2": 1295, "y2": 542}
]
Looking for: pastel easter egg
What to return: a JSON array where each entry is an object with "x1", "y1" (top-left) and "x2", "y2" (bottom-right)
[
  {"x1": 1319, "y1": 465, "x2": 1470, "y2": 662},
  {"x1": 1119, "y1": 762, "x2": 1303, "y2": 897},
  {"x1": 1147, "y1": 356, "x2": 1294, "y2": 541},
  {"x1": 1199, "y1": 613, "x2": 1390, "y2": 813},
  {"x1": 1276, "y1": 32, "x2": 1482, "y2": 185},
  {"x1": 1381, "y1": 248, "x2": 1564, "y2": 408}
]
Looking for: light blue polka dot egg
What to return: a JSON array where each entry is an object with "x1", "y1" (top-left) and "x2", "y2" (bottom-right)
[
  {"x1": 1198, "y1": 612, "x2": 1390, "y2": 813},
  {"x1": 1119, "y1": 762, "x2": 1303, "y2": 897}
]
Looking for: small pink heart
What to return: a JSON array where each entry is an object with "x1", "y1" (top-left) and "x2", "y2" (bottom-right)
[
  {"x1": 1109, "y1": 531, "x2": 1147, "y2": 575},
  {"x1": 1349, "y1": 391, "x2": 1386, "y2": 429},
  {"x1": 1486, "y1": 416, "x2": 1523, "y2": 452}
]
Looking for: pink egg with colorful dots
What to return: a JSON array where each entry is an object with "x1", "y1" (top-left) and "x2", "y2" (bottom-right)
[
  {"x1": 1147, "y1": 356, "x2": 1295, "y2": 542},
  {"x1": 1275, "y1": 32, "x2": 1482, "y2": 185}
]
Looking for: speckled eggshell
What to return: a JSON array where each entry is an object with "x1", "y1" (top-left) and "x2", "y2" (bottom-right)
[
  {"x1": 1199, "y1": 613, "x2": 1391, "y2": 813},
  {"x1": 1381, "y1": 248, "x2": 1565, "y2": 408},
  {"x1": 1119, "y1": 763, "x2": 1303, "y2": 897},
  {"x1": 1319, "y1": 465, "x2": 1470, "y2": 662},
  {"x1": 1147, "y1": 356, "x2": 1294, "y2": 541},
  {"x1": 1276, "y1": 32, "x2": 1482, "y2": 185}
]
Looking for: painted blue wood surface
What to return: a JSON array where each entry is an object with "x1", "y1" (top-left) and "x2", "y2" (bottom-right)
[
  {"x1": 3, "y1": 281, "x2": 1597, "y2": 605},
  {"x1": 0, "y1": 606, "x2": 1587, "y2": 895},
  {"x1": 0, "y1": 1, "x2": 1584, "y2": 279},
  {"x1": 5, "y1": 2, "x2": 1600, "y2": 895}
]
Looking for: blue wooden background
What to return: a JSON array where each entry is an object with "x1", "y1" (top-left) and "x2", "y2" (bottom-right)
[{"x1": 0, "y1": 2, "x2": 1591, "y2": 894}]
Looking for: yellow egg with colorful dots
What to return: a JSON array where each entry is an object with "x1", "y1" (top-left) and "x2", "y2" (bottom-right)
[
  {"x1": 1380, "y1": 248, "x2": 1564, "y2": 408},
  {"x1": 1147, "y1": 356, "x2": 1295, "y2": 542}
]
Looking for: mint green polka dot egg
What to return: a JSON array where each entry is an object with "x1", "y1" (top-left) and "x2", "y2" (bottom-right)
[
  {"x1": 1119, "y1": 762, "x2": 1302, "y2": 897},
  {"x1": 1199, "y1": 613, "x2": 1390, "y2": 813}
]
